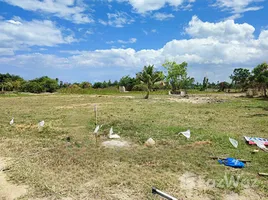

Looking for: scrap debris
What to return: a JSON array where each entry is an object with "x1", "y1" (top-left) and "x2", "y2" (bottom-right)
[
  {"x1": 218, "y1": 157, "x2": 245, "y2": 168},
  {"x1": 10, "y1": 117, "x2": 14, "y2": 125},
  {"x1": 145, "y1": 138, "x2": 156, "y2": 147},
  {"x1": 258, "y1": 173, "x2": 268, "y2": 176},
  {"x1": 210, "y1": 156, "x2": 251, "y2": 163},
  {"x1": 244, "y1": 136, "x2": 268, "y2": 145},
  {"x1": 178, "y1": 129, "x2": 191, "y2": 139},
  {"x1": 229, "y1": 137, "x2": 238, "y2": 148},
  {"x1": 108, "y1": 127, "x2": 121, "y2": 139}
]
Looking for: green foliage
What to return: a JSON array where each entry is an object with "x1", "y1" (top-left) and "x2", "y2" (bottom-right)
[
  {"x1": 80, "y1": 82, "x2": 91, "y2": 89},
  {"x1": 218, "y1": 81, "x2": 230, "y2": 92},
  {"x1": 132, "y1": 84, "x2": 148, "y2": 91},
  {"x1": 250, "y1": 62, "x2": 268, "y2": 96},
  {"x1": 21, "y1": 81, "x2": 43, "y2": 93},
  {"x1": 21, "y1": 76, "x2": 59, "y2": 93},
  {"x1": 0, "y1": 73, "x2": 24, "y2": 92},
  {"x1": 230, "y1": 68, "x2": 250, "y2": 91},
  {"x1": 200, "y1": 77, "x2": 209, "y2": 91},
  {"x1": 162, "y1": 61, "x2": 194, "y2": 92},
  {"x1": 119, "y1": 75, "x2": 137, "y2": 91},
  {"x1": 93, "y1": 82, "x2": 104, "y2": 89},
  {"x1": 136, "y1": 65, "x2": 164, "y2": 99}
]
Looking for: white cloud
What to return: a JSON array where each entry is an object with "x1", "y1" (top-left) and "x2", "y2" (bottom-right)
[
  {"x1": 106, "y1": 38, "x2": 137, "y2": 44},
  {"x1": 115, "y1": 0, "x2": 195, "y2": 13},
  {"x1": 85, "y1": 30, "x2": 93, "y2": 35},
  {"x1": 142, "y1": 29, "x2": 148, "y2": 35},
  {"x1": 259, "y1": 30, "x2": 268, "y2": 48},
  {"x1": 185, "y1": 16, "x2": 255, "y2": 41},
  {"x1": 1, "y1": 0, "x2": 94, "y2": 24},
  {"x1": 214, "y1": 0, "x2": 264, "y2": 16},
  {"x1": 0, "y1": 18, "x2": 74, "y2": 55},
  {"x1": 1, "y1": 16, "x2": 268, "y2": 82},
  {"x1": 118, "y1": 38, "x2": 137, "y2": 44},
  {"x1": 99, "y1": 11, "x2": 134, "y2": 27},
  {"x1": 152, "y1": 12, "x2": 175, "y2": 21}
]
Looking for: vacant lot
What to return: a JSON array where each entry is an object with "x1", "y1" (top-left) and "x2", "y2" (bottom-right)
[{"x1": 0, "y1": 93, "x2": 267, "y2": 200}]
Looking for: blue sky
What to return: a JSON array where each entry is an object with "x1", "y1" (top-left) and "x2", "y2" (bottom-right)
[{"x1": 0, "y1": 0, "x2": 267, "y2": 83}]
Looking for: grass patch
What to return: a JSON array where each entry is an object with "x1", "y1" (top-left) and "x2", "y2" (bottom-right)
[{"x1": 0, "y1": 93, "x2": 267, "y2": 199}]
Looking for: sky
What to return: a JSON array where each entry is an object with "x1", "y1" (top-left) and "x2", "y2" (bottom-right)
[{"x1": 0, "y1": 0, "x2": 268, "y2": 83}]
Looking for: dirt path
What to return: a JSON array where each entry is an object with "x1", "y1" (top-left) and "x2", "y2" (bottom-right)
[{"x1": 0, "y1": 157, "x2": 27, "y2": 200}]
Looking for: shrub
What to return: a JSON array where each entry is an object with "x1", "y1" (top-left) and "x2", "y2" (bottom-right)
[{"x1": 132, "y1": 84, "x2": 148, "y2": 91}]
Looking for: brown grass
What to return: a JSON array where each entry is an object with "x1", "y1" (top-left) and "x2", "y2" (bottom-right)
[{"x1": 0, "y1": 93, "x2": 267, "y2": 199}]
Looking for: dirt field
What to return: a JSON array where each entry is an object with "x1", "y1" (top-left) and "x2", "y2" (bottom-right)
[{"x1": 0, "y1": 93, "x2": 267, "y2": 199}]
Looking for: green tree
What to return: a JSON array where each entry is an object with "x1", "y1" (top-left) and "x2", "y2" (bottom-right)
[
  {"x1": 102, "y1": 81, "x2": 108, "y2": 88},
  {"x1": 230, "y1": 68, "x2": 250, "y2": 91},
  {"x1": 80, "y1": 81, "x2": 91, "y2": 89},
  {"x1": 22, "y1": 82, "x2": 43, "y2": 93},
  {"x1": 0, "y1": 73, "x2": 24, "y2": 92},
  {"x1": 112, "y1": 80, "x2": 119, "y2": 86},
  {"x1": 162, "y1": 61, "x2": 193, "y2": 93},
  {"x1": 250, "y1": 63, "x2": 268, "y2": 97},
  {"x1": 41, "y1": 78, "x2": 59, "y2": 92},
  {"x1": 136, "y1": 65, "x2": 164, "y2": 99},
  {"x1": 200, "y1": 77, "x2": 209, "y2": 91},
  {"x1": 119, "y1": 76, "x2": 137, "y2": 91},
  {"x1": 93, "y1": 82, "x2": 103, "y2": 89},
  {"x1": 218, "y1": 81, "x2": 230, "y2": 92}
]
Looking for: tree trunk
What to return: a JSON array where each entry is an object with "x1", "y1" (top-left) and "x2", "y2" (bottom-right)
[
  {"x1": 264, "y1": 87, "x2": 267, "y2": 97},
  {"x1": 144, "y1": 87, "x2": 150, "y2": 99}
]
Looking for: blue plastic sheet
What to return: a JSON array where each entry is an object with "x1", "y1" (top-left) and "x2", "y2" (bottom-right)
[{"x1": 218, "y1": 157, "x2": 245, "y2": 168}]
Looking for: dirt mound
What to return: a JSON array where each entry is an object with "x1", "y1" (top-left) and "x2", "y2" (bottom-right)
[
  {"x1": 168, "y1": 97, "x2": 225, "y2": 104},
  {"x1": 102, "y1": 140, "x2": 130, "y2": 148}
]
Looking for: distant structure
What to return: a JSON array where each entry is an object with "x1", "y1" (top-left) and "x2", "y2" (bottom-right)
[{"x1": 119, "y1": 86, "x2": 126, "y2": 92}]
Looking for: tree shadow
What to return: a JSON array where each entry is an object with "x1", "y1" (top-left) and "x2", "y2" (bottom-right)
[
  {"x1": 245, "y1": 113, "x2": 268, "y2": 118},
  {"x1": 255, "y1": 97, "x2": 268, "y2": 101},
  {"x1": 244, "y1": 105, "x2": 268, "y2": 111}
]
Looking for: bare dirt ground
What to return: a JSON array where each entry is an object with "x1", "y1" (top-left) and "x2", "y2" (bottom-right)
[
  {"x1": 0, "y1": 158, "x2": 27, "y2": 200},
  {"x1": 167, "y1": 93, "x2": 245, "y2": 104}
]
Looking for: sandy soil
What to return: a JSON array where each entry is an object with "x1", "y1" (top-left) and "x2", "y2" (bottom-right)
[{"x1": 0, "y1": 157, "x2": 27, "y2": 200}]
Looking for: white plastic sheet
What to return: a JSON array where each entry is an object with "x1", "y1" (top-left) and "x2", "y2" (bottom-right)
[
  {"x1": 94, "y1": 125, "x2": 100, "y2": 133},
  {"x1": 229, "y1": 137, "x2": 238, "y2": 148},
  {"x1": 10, "y1": 117, "x2": 14, "y2": 125},
  {"x1": 108, "y1": 127, "x2": 120, "y2": 139},
  {"x1": 178, "y1": 130, "x2": 191, "y2": 139},
  {"x1": 38, "y1": 120, "x2": 45, "y2": 127}
]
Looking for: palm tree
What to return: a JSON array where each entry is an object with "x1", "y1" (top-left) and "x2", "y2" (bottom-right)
[{"x1": 136, "y1": 65, "x2": 164, "y2": 99}]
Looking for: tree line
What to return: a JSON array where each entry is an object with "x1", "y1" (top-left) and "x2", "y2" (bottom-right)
[{"x1": 1, "y1": 61, "x2": 267, "y2": 98}]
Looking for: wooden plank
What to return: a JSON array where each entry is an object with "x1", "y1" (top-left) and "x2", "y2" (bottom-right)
[{"x1": 258, "y1": 173, "x2": 268, "y2": 176}]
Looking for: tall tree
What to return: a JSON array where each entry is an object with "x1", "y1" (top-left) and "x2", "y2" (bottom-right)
[
  {"x1": 250, "y1": 63, "x2": 268, "y2": 97},
  {"x1": 230, "y1": 68, "x2": 250, "y2": 91},
  {"x1": 162, "y1": 61, "x2": 193, "y2": 93},
  {"x1": 136, "y1": 65, "x2": 164, "y2": 99},
  {"x1": 201, "y1": 77, "x2": 209, "y2": 91}
]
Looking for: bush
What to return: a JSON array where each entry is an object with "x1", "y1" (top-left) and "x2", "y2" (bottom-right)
[
  {"x1": 132, "y1": 84, "x2": 148, "y2": 91},
  {"x1": 22, "y1": 82, "x2": 44, "y2": 93}
]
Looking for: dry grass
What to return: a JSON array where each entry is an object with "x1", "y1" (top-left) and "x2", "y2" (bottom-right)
[{"x1": 0, "y1": 93, "x2": 267, "y2": 199}]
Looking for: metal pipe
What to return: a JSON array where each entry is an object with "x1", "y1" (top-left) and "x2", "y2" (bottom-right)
[{"x1": 152, "y1": 187, "x2": 178, "y2": 200}]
